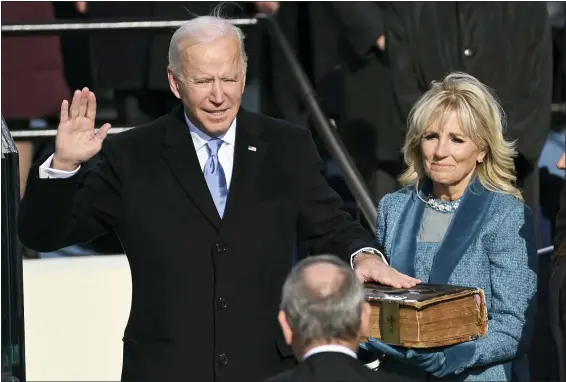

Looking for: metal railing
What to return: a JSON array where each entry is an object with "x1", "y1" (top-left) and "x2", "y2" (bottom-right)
[
  {"x1": 10, "y1": 127, "x2": 132, "y2": 139},
  {"x1": 1, "y1": 18, "x2": 257, "y2": 35},
  {"x1": 2, "y1": 15, "x2": 379, "y2": 231}
]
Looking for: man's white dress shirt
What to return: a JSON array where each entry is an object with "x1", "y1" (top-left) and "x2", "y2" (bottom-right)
[
  {"x1": 303, "y1": 344, "x2": 381, "y2": 370},
  {"x1": 303, "y1": 344, "x2": 358, "y2": 360}
]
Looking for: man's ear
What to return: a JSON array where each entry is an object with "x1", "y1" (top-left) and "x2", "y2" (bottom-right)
[
  {"x1": 167, "y1": 69, "x2": 182, "y2": 99},
  {"x1": 359, "y1": 302, "x2": 372, "y2": 338},
  {"x1": 278, "y1": 310, "x2": 293, "y2": 345}
]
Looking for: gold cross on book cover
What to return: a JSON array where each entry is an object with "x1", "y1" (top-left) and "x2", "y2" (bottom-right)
[{"x1": 362, "y1": 283, "x2": 488, "y2": 348}]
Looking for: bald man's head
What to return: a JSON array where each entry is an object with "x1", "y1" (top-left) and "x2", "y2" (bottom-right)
[
  {"x1": 302, "y1": 262, "x2": 345, "y2": 299},
  {"x1": 279, "y1": 255, "x2": 367, "y2": 348}
]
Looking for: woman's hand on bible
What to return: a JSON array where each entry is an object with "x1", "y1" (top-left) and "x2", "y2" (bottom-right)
[{"x1": 354, "y1": 253, "x2": 421, "y2": 288}]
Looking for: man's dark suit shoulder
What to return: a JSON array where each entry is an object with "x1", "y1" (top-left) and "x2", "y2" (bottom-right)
[
  {"x1": 264, "y1": 352, "x2": 418, "y2": 382},
  {"x1": 263, "y1": 352, "x2": 378, "y2": 382},
  {"x1": 239, "y1": 108, "x2": 316, "y2": 146},
  {"x1": 241, "y1": 108, "x2": 308, "y2": 131},
  {"x1": 100, "y1": 110, "x2": 171, "y2": 153}
]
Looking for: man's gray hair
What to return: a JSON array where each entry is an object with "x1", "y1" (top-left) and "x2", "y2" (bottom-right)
[
  {"x1": 280, "y1": 255, "x2": 366, "y2": 347},
  {"x1": 168, "y1": 12, "x2": 248, "y2": 77}
]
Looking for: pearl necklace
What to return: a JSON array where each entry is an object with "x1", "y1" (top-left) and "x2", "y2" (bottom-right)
[{"x1": 426, "y1": 194, "x2": 461, "y2": 213}]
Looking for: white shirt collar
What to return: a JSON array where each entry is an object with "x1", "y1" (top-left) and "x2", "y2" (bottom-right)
[
  {"x1": 184, "y1": 112, "x2": 236, "y2": 150},
  {"x1": 303, "y1": 344, "x2": 358, "y2": 360}
]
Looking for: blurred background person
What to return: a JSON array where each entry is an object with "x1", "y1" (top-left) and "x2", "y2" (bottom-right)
[
  {"x1": 387, "y1": 2, "x2": 552, "y2": 245},
  {"x1": 324, "y1": 3, "x2": 402, "y2": 207},
  {"x1": 264, "y1": 254, "x2": 412, "y2": 382},
  {"x1": 256, "y1": 1, "x2": 340, "y2": 128},
  {"x1": 53, "y1": 1, "x2": 93, "y2": 92},
  {"x1": 258, "y1": 2, "x2": 402, "y2": 226}
]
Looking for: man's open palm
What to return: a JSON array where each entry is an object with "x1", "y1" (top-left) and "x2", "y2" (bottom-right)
[{"x1": 53, "y1": 88, "x2": 111, "y2": 170}]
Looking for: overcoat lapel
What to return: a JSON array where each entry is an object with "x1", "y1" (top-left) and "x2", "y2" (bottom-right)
[
  {"x1": 390, "y1": 182, "x2": 431, "y2": 277},
  {"x1": 161, "y1": 106, "x2": 221, "y2": 229},
  {"x1": 390, "y1": 177, "x2": 495, "y2": 283},
  {"x1": 429, "y1": 178, "x2": 494, "y2": 283},
  {"x1": 220, "y1": 109, "x2": 267, "y2": 231}
]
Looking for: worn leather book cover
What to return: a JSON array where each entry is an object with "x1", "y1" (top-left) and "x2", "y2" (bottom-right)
[{"x1": 361, "y1": 283, "x2": 488, "y2": 348}]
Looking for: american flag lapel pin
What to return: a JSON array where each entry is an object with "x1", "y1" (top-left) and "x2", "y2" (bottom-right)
[{"x1": 248, "y1": 146, "x2": 257, "y2": 152}]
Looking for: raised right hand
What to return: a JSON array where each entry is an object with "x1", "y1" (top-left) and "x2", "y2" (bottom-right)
[{"x1": 52, "y1": 88, "x2": 111, "y2": 171}]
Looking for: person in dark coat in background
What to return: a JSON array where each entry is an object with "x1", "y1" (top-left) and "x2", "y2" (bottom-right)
[
  {"x1": 53, "y1": 1, "x2": 94, "y2": 92},
  {"x1": 257, "y1": 2, "x2": 342, "y2": 128},
  {"x1": 387, "y1": 2, "x2": 553, "y2": 242},
  {"x1": 261, "y1": 2, "x2": 401, "y2": 214},
  {"x1": 324, "y1": 3, "x2": 403, "y2": 206}
]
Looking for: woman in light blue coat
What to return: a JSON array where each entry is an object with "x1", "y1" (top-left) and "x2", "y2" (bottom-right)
[{"x1": 362, "y1": 72, "x2": 538, "y2": 381}]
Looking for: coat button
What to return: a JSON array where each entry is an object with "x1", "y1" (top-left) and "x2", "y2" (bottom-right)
[
  {"x1": 215, "y1": 243, "x2": 227, "y2": 253},
  {"x1": 463, "y1": 48, "x2": 474, "y2": 57},
  {"x1": 218, "y1": 353, "x2": 228, "y2": 365},
  {"x1": 218, "y1": 297, "x2": 227, "y2": 308}
]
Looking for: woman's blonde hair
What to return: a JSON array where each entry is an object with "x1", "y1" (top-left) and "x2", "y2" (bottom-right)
[{"x1": 398, "y1": 72, "x2": 523, "y2": 202}]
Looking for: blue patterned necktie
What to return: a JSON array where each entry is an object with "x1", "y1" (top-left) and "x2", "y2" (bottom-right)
[{"x1": 204, "y1": 138, "x2": 228, "y2": 218}]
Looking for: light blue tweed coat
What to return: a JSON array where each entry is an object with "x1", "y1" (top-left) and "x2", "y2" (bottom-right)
[{"x1": 372, "y1": 179, "x2": 538, "y2": 381}]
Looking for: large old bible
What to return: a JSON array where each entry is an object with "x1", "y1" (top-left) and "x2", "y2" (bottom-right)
[{"x1": 362, "y1": 283, "x2": 488, "y2": 348}]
